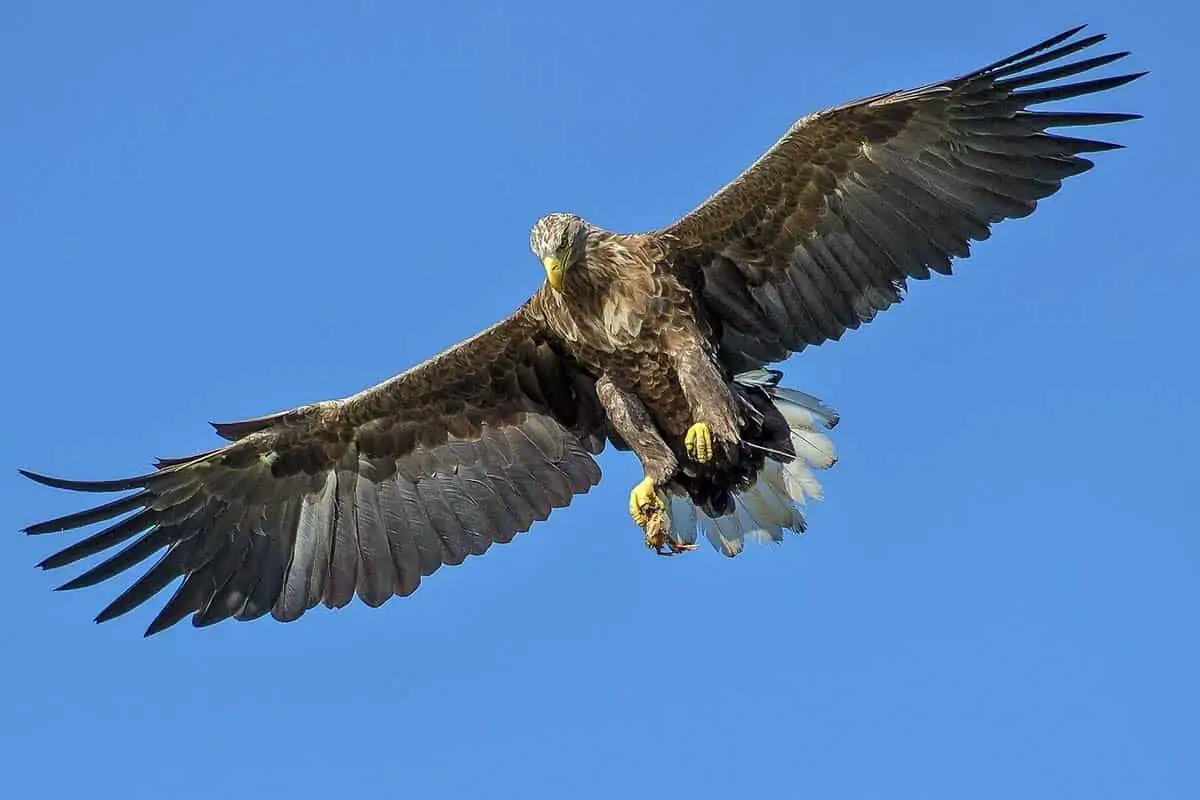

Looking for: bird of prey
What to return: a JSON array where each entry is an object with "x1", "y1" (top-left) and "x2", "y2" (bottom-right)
[{"x1": 21, "y1": 26, "x2": 1143, "y2": 636}]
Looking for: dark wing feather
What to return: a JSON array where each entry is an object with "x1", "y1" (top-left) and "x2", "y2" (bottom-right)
[
  {"x1": 21, "y1": 304, "x2": 606, "y2": 635},
  {"x1": 657, "y1": 26, "x2": 1144, "y2": 370}
]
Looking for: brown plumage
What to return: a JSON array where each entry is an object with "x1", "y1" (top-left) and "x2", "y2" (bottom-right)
[{"x1": 21, "y1": 26, "x2": 1144, "y2": 635}]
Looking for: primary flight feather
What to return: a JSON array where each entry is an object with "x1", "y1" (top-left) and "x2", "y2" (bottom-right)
[{"x1": 21, "y1": 26, "x2": 1144, "y2": 635}]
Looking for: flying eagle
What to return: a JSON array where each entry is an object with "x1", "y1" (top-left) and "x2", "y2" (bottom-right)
[{"x1": 21, "y1": 27, "x2": 1144, "y2": 636}]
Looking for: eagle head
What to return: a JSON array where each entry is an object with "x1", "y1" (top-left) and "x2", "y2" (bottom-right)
[{"x1": 530, "y1": 213, "x2": 588, "y2": 292}]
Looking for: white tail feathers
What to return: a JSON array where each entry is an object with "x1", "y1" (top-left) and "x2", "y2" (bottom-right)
[
  {"x1": 790, "y1": 428, "x2": 837, "y2": 470},
  {"x1": 667, "y1": 497, "x2": 699, "y2": 547},
  {"x1": 667, "y1": 382, "x2": 839, "y2": 557},
  {"x1": 766, "y1": 386, "x2": 840, "y2": 429}
]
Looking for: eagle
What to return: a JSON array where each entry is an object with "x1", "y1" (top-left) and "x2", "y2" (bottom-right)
[{"x1": 21, "y1": 26, "x2": 1144, "y2": 636}]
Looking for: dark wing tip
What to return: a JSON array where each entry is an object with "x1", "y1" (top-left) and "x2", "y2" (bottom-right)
[
  {"x1": 210, "y1": 419, "x2": 256, "y2": 441},
  {"x1": 19, "y1": 469, "x2": 68, "y2": 489},
  {"x1": 55, "y1": 576, "x2": 89, "y2": 592},
  {"x1": 38, "y1": 553, "x2": 71, "y2": 570},
  {"x1": 153, "y1": 448, "x2": 220, "y2": 469},
  {"x1": 1085, "y1": 112, "x2": 1143, "y2": 124},
  {"x1": 143, "y1": 615, "x2": 178, "y2": 638},
  {"x1": 55, "y1": 572, "x2": 103, "y2": 593},
  {"x1": 977, "y1": 24, "x2": 1093, "y2": 74},
  {"x1": 210, "y1": 406, "x2": 312, "y2": 441},
  {"x1": 18, "y1": 468, "x2": 153, "y2": 494},
  {"x1": 23, "y1": 492, "x2": 148, "y2": 536}
]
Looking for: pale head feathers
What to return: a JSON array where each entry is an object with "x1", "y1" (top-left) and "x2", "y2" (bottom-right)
[{"x1": 529, "y1": 213, "x2": 590, "y2": 270}]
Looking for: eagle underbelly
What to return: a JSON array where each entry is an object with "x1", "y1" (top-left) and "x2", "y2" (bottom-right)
[
  {"x1": 599, "y1": 286, "x2": 719, "y2": 441},
  {"x1": 616, "y1": 354, "x2": 694, "y2": 441},
  {"x1": 574, "y1": 341, "x2": 695, "y2": 441}
]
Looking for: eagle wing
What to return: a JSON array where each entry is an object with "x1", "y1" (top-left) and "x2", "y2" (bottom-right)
[
  {"x1": 657, "y1": 26, "x2": 1144, "y2": 371},
  {"x1": 21, "y1": 304, "x2": 607, "y2": 635}
]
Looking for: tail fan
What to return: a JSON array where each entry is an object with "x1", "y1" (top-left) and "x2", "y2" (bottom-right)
[{"x1": 668, "y1": 370, "x2": 839, "y2": 556}]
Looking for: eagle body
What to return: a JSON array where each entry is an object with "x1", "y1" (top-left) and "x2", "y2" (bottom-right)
[
  {"x1": 528, "y1": 227, "x2": 762, "y2": 521},
  {"x1": 19, "y1": 27, "x2": 1145, "y2": 635},
  {"x1": 530, "y1": 230, "x2": 726, "y2": 439}
]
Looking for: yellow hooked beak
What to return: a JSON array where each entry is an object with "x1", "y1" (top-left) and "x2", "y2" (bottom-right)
[{"x1": 542, "y1": 255, "x2": 565, "y2": 292}]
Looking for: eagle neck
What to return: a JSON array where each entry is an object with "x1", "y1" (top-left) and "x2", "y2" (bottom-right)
[{"x1": 531, "y1": 230, "x2": 664, "y2": 352}]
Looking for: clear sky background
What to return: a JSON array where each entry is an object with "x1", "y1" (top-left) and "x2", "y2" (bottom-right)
[{"x1": 1, "y1": 2, "x2": 1194, "y2": 798}]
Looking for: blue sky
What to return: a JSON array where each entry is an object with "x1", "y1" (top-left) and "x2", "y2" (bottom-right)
[{"x1": 2, "y1": 2, "x2": 1194, "y2": 798}]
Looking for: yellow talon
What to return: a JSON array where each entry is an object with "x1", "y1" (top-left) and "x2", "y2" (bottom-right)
[
  {"x1": 628, "y1": 477, "x2": 696, "y2": 556},
  {"x1": 685, "y1": 422, "x2": 714, "y2": 464},
  {"x1": 629, "y1": 476, "x2": 662, "y2": 529}
]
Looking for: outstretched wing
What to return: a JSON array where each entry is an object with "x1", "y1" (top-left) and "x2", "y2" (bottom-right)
[
  {"x1": 21, "y1": 304, "x2": 607, "y2": 636},
  {"x1": 658, "y1": 26, "x2": 1144, "y2": 370}
]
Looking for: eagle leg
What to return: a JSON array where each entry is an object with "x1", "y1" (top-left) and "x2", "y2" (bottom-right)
[
  {"x1": 675, "y1": 346, "x2": 743, "y2": 462},
  {"x1": 629, "y1": 476, "x2": 665, "y2": 531},
  {"x1": 684, "y1": 422, "x2": 713, "y2": 464},
  {"x1": 596, "y1": 374, "x2": 690, "y2": 548},
  {"x1": 629, "y1": 478, "x2": 697, "y2": 555}
]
